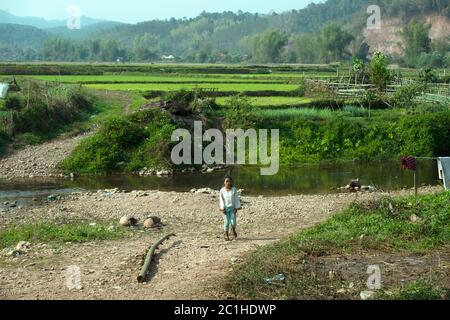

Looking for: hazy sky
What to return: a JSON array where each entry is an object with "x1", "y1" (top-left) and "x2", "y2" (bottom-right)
[{"x1": 1, "y1": 0, "x2": 321, "y2": 23}]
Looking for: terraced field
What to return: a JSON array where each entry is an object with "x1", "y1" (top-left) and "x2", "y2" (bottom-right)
[
  {"x1": 216, "y1": 96, "x2": 316, "y2": 107},
  {"x1": 12, "y1": 73, "x2": 336, "y2": 83},
  {"x1": 84, "y1": 82, "x2": 300, "y2": 92}
]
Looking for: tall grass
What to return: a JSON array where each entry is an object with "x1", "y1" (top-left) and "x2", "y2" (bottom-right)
[{"x1": 259, "y1": 108, "x2": 339, "y2": 120}]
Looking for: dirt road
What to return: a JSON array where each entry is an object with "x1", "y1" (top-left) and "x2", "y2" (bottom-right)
[{"x1": 0, "y1": 186, "x2": 441, "y2": 300}]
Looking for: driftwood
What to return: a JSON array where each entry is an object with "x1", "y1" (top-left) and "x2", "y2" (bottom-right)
[{"x1": 137, "y1": 233, "x2": 176, "y2": 283}]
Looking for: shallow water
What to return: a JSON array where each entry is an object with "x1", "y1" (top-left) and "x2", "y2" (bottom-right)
[{"x1": 0, "y1": 160, "x2": 442, "y2": 208}]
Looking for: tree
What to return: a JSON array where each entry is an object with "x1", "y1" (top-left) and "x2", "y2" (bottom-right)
[
  {"x1": 319, "y1": 23, "x2": 354, "y2": 62},
  {"x1": 370, "y1": 52, "x2": 391, "y2": 91},
  {"x1": 292, "y1": 34, "x2": 321, "y2": 64},
  {"x1": 252, "y1": 29, "x2": 288, "y2": 63},
  {"x1": 400, "y1": 19, "x2": 431, "y2": 66},
  {"x1": 354, "y1": 41, "x2": 370, "y2": 62}
]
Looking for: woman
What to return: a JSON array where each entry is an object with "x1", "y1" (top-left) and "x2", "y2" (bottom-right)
[{"x1": 219, "y1": 176, "x2": 241, "y2": 241}]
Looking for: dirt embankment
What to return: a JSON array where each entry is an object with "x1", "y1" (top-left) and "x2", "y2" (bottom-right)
[
  {"x1": 0, "y1": 132, "x2": 92, "y2": 180},
  {"x1": 0, "y1": 186, "x2": 443, "y2": 300},
  {"x1": 363, "y1": 15, "x2": 450, "y2": 56}
]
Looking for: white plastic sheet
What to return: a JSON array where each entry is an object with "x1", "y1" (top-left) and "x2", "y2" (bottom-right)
[{"x1": 0, "y1": 83, "x2": 9, "y2": 98}]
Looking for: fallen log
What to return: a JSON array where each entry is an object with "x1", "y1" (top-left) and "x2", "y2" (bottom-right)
[{"x1": 137, "y1": 233, "x2": 176, "y2": 283}]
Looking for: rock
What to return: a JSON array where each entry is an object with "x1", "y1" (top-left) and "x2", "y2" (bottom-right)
[
  {"x1": 409, "y1": 214, "x2": 422, "y2": 223},
  {"x1": 195, "y1": 188, "x2": 217, "y2": 195},
  {"x1": 388, "y1": 202, "x2": 397, "y2": 216},
  {"x1": 120, "y1": 216, "x2": 138, "y2": 227},
  {"x1": 144, "y1": 216, "x2": 162, "y2": 229},
  {"x1": 16, "y1": 241, "x2": 31, "y2": 251},
  {"x1": 337, "y1": 288, "x2": 346, "y2": 294},
  {"x1": 360, "y1": 290, "x2": 375, "y2": 300},
  {"x1": 156, "y1": 170, "x2": 171, "y2": 177}
]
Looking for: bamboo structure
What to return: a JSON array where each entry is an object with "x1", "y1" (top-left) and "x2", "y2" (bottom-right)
[{"x1": 137, "y1": 233, "x2": 176, "y2": 283}]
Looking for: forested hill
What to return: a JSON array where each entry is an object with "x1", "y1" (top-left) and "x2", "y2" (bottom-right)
[{"x1": 0, "y1": 0, "x2": 449, "y2": 64}]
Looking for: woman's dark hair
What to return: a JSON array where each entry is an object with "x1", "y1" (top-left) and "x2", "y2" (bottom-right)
[{"x1": 224, "y1": 176, "x2": 234, "y2": 187}]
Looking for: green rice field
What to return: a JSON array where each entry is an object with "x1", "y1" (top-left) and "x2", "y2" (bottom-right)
[{"x1": 83, "y1": 82, "x2": 300, "y2": 92}]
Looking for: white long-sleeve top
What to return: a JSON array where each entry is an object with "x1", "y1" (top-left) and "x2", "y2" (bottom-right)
[{"x1": 219, "y1": 187, "x2": 241, "y2": 210}]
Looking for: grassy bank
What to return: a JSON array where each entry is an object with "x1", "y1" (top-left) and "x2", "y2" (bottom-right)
[
  {"x1": 225, "y1": 191, "x2": 450, "y2": 300},
  {"x1": 274, "y1": 108, "x2": 450, "y2": 163},
  {"x1": 0, "y1": 221, "x2": 130, "y2": 249},
  {"x1": 60, "y1": 90, "x2": 450, "y2": 175},
  {"x1": 0, "y1": 79, "x2": 130, "y2": 153},
  {"x1": 60, "y1": 108, "x2": 176, "y2": 174}
]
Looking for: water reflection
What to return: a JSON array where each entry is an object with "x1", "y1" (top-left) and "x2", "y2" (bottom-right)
[{"x1": 0, "y1": 160, "x2": 441, "y2": 199}]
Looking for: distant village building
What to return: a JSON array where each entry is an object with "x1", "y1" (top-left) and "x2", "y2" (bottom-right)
[{"x1": 161, "y1": 55, "x2": 175, "y2": 60}]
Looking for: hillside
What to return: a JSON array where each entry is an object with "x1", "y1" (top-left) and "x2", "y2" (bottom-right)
[
  {"x1": 363, "y1": 14, "x2": 450, "y2": 56},
  {"x1": 0, "y1": 0, "x2": 448, "y2": 63},
  {"x1": 0, "y1": 9, "x2": 113, "y2": 29},
  {"x1": 0, "y1": 23, "x2": 47, "y2": 49}
]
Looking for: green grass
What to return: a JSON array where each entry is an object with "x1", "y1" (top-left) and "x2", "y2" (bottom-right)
[
  {"x1": 15, "y1": 72, "x2": 337, "y2": 82},
  {"x1": 84, "y1": 82, "x2": 300, "y2": 92},
  {"x1": 216, "y1": 96, "x2": 315, "y2": 107},
  {"x1": 130, "y1": 93, "x2": 148, "y2": 112},
  {"x1": 0, "y1": 221, "x2": 129, "y2": 248},
  {"x1": 259, "y1": 108, "x2": 338, "y2": 121},
  {"x1": 377, "y1": 279, "x2": 449, "y2": 300},
  {"x1": 18, "y1": 75, "x2": 290, "y2": 84},
  {"x1": 227, "y1": 192, "x2": 450, "y2": 299}
]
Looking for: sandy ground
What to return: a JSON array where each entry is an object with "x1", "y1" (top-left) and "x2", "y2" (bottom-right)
[{"x1": 0, "y1": 186, "x2": 443, "y2": 300}]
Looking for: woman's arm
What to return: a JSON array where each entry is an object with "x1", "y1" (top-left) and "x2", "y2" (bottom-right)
[
  {"x1": 219, "y1": 190, "x2": 225, "y2": 212},
  {"x1": 234, "y1": 188, "x2": 241, "y2": 212}
]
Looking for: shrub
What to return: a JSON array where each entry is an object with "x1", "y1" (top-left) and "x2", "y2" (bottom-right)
[
  {"x1": 99, "y1": 118, "x2": 145, "y2": 149},
  {"x1": 5, "y1": 93, "x2": 24, "y2": 111},
  {"x1": 62, "y1": 108, "x2": 176, "y2": 174},
  {"x1": 224, "y1": 95, "x2": 259, "y2": 129}
]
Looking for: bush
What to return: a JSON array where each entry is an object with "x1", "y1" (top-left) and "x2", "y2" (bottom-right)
[
  {"x1": 99, "y1": 118, "x2": 145, "y2": 149},
  {"x1": 5, "y1": 93, "x2": 24, "y2": 111},
  {"x1": 224, "y1": 95, "x2": 259, "y2": 129},
  {"x1": 61, "y1": 109, "x2": 176, "y2": 174},
  {"x1": 61, "y1": 136, "x2": 123, "y2": 174},
  {"x1": 391, "y1": 82, "x2": 426, "y2": 110},
  {"x1": 5, "y1": 80, "x2": 94, "y2": 138}
]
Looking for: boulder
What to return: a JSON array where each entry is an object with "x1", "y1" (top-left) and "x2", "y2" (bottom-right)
[
  {"x1": 144, "y1": 216, "x2": 162, "y2": 229},
  {"x1": 120, "y1": 216, "x2": 138, "y2": 227},
  {"x1": 16, "y1": 241, "x2": 31, "y2": 251}
]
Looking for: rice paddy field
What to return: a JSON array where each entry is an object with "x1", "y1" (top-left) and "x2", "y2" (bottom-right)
[
  {"x1": 1, "y1": 63, "x2": 447, "y2": 113},
  {"x1": 84, "y1": 82, "x2": 300, "y2": 92},
  {"x1": 216, "y1": 96, "x2": 316, "y2": 107}
]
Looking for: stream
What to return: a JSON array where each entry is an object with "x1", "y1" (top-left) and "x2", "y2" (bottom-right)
[{"x1": 0, "y1": 159, "x2": 442, "y2": 211}]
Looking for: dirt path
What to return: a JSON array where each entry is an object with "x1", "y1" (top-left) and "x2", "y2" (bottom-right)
[
  {"x1": 0, "y1": 186, "x2": 442, "y2": 300},
  {"x1": 0, "y1": 132, "x2": 92, "y2": 180},
  {"x1": 0, "y1": 91, "x2": 133, "y2": 181}
]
